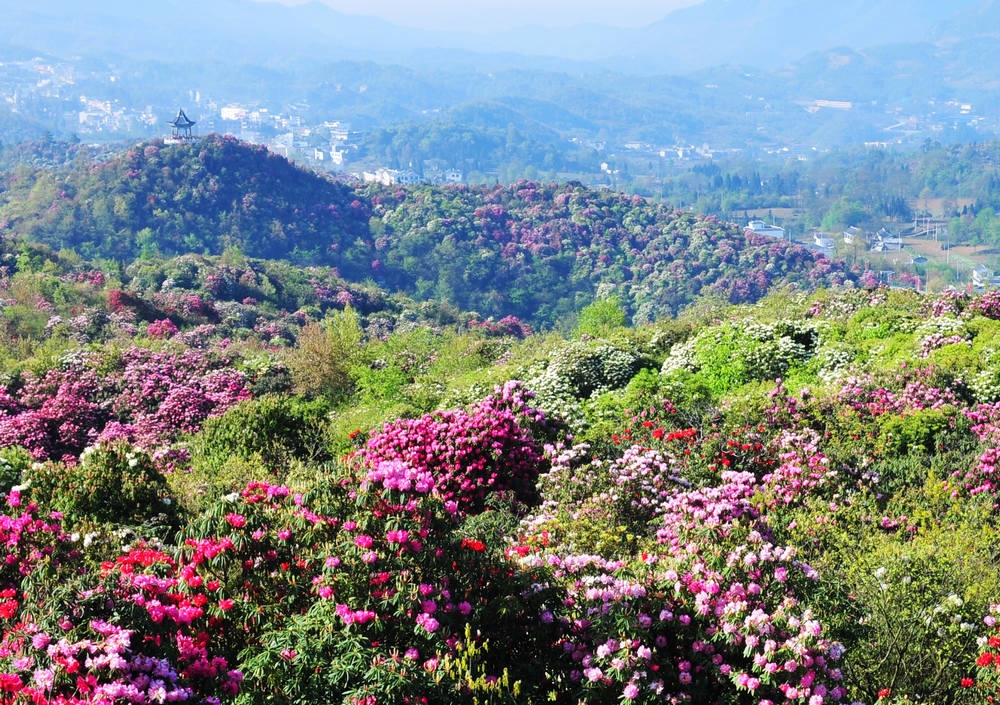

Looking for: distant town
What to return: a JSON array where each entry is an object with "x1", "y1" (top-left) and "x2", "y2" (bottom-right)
[{"x1": 4, "y1": 52, "x2": 998, "y2": 190}]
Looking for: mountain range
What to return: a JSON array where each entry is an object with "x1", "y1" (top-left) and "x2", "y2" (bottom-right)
[{"x1": 6, "y1": 0, "x2": 997, "y2": 73}]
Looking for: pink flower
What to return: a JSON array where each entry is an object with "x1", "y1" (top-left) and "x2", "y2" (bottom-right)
[
  {"x1": 385, "y1": 529, "x2": 409, "y2": 544},
  {"x1": 354, "y1": 534, "x2": 374, "y2": 549},
  {"x1": 415, "y1": 613, "x2": 439, "y2": 633},
  {"x1": 225, "y1": 513, "x2": 246, "y2": 528}
]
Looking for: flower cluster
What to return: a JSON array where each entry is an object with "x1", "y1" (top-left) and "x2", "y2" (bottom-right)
[
  {"x1": 509, "y1": 530, "x2": 845, "y2": 705},
  {"x1": 355, "y1": 381, "x2": 548, "y2": 514},
  {"x1": 0, "y1": 346, "x2": 250, "y2": 460}
]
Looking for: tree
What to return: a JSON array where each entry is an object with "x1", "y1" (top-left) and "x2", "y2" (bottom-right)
[
  {"x1": 285, "y1": 306, "x2": 361, "y2": 402},
  {"x1": 574, "y1": 296, "x2": 628, "y2": 338},
  {"x1": 820, "y1": 198, "x2": 867, "y2": 231}
]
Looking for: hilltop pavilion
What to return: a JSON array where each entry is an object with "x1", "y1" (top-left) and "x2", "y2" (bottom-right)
[{"x1": 168, "y1": 108, "x2": 196, "y2": 139}]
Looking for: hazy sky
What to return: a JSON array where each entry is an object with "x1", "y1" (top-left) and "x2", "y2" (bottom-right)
[{"x1": 257, "y1": 0, "x2": 703, "y2": 31}]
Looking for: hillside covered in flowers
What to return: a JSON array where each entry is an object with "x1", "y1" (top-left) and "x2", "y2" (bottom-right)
[
  {"x1": 0, "y1": 135, "x2": 856, "y2": 328},
  {"x1": 0, "y1": 137, "x2": 995, "y2": 705},
  {"x1": 0, "y1": 268, "x2": 994, "y2": 704}
]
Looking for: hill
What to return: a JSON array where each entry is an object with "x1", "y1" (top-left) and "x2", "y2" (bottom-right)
[{"x1": 0, "y1": 137, "x2": 857, "y2": 327}]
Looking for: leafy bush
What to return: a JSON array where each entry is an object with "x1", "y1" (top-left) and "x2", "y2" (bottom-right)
[
  {"x1": 786, "y1": 485, "x2": 1000, "y2": 705},
  {"x1": 0, "y1": 446, "x2": 31, "y2": 493},
  {"x1": 191, "y1": 395, "x2": 331, "y2": 476},
  {"x1": 661, "y1": 319, "x2": 820, "y2": 396},
  {"x1": 23, "y1": 441, "x2": 176, "y2": 528}
]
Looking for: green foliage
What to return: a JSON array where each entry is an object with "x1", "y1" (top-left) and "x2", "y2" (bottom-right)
[
  {"x1": 286, "y1": 309, "x2": 361, "y2": 402},
  {"x1": 784, "y1": 482, "x2": 1000, "y2": 705},
  {"x1": 200, "y1": 395, "x2": 330, "y2": 466},
  {"x1": 23, "y1": 442, "x2": 176, "y2": 529},
  {"x1": 661, "y1": 318, "x2": 820, "y2": 396},
  {"x1": 188, "y1": 395, "x2": 331, "y2": 487},
  {"x1": 573, "y1": 296, "x2": 629, "y2": 338},
  {"x1": 875, "y1": 406, "x2": 961, "y2": 456},
  {"x1": 0, "y1": 446, "x2": 31, "y2": 494},
  {"x1": 0, "y1": 446, "x2": 33, "y2": 492}
]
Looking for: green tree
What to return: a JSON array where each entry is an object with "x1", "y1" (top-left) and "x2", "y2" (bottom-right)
[
  {"x1": 573, "y1": 296, "x2": 628, "y2": 338},
  {"x1": 286, "y1": 306, "x2": 362, "y2": 402}
]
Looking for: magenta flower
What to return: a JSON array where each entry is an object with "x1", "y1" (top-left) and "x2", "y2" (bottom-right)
[{"x1": 354, "y1": 534, "x2": 374, "y2": 549}]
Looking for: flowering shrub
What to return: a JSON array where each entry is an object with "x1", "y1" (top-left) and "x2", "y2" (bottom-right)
[
  {"x1": 467, "y1": 315, "x2": 533, "y2": 339},
  {"x1": 968, "y1": 290, "x2": 1000, "y2": 320},
  {"x1": 0, "y1": 492, "x2": 240, "y2": 705},
  {"x1": 147, "y1": 317, "x2": 180, "y2": 338},
  {"x1": 974, "y1": 605, "x2": 1000, "y2": 700},
  {"x1": 0, "y1": 346, "x2": 250, "y2": 460},
  {"x1": 23, "y1": 441, "x2": 176, "y2": 528},
  {"x1": 510, "y1": 528, "x2": 846, "y2": 705},
  {"x1": 150, "y1": 471, "x2": 560, "y2": 704},
  {"x1": 355, "y1": 381, "x2": 549, "y2": 514},
  {"x1": 1, "y1": 279, "x2": 1000, "y2": 705}
]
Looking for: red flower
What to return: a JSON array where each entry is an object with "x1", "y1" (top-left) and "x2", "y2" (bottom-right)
[
  {"x1": 0, "y1": 673, "x2": 22, "y2": 693},
  {"x1": 978, "y1": 652, "x2": 995, "y2": 668},
  {"x1": 961, "y1": 677, "x2": 975, "y2": 688},
  {"x1": 877, "y1": 688, "x2": 891, "y2": 699},
  {"x1": 989, "y1": 634, "x2": 1000, "y2": 648}
]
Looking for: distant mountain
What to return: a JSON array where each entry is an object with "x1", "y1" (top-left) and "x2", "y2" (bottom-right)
[
  {"x1": 7, "y1": 0, "x2": 1000, "y2": 167},
  {"x1": 3, "y1": 0, "x2": 989, "y2": 73},
  {"x1": 620, "y1": 0, "x2": 966, "y2": 72},
  {"x1": 935, "y1": 0, "x2": 1000, "y2": 42}
]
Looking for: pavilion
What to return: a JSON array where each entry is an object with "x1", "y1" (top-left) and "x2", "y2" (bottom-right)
[{"x1": 168, "y1": 108, "x2": 196, "y2": 139}]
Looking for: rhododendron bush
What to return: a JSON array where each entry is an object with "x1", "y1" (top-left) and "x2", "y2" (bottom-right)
[{"x1": 0, "y1": 345, "x2": 249, "y2": 461}]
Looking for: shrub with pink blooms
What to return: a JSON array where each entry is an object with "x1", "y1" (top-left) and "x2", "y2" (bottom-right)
[
  {"x1": 0, "y1": 345, "x2": 250, "y2": 460},
  {"x1": 0, "y1": 494, "x2": 241, "y2": 705},
  {"x1": 147, "y1": 473, "x2": 560, "y2": 704},
  {"x1": 0, "y1": 276, "x2": 999, "y2": 705},
  {"x1": 354, "y1": 381, "x2": 551, "y2": 515},
  {"x1": 511, "y1": 520, "x2": 846, "y2": 705}
]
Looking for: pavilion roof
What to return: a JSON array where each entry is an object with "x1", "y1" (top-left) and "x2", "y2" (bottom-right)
[{"x1": 169, "y1": 109, "x2": 196, "y2": 128}]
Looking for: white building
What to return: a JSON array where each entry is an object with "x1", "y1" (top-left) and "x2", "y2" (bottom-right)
[
  {"x1": 747, "y1": 219, "x2": 786, "y2": 239},
  {"x1": 220, "y1": 105, "x2": 248, "y2": 121}
]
